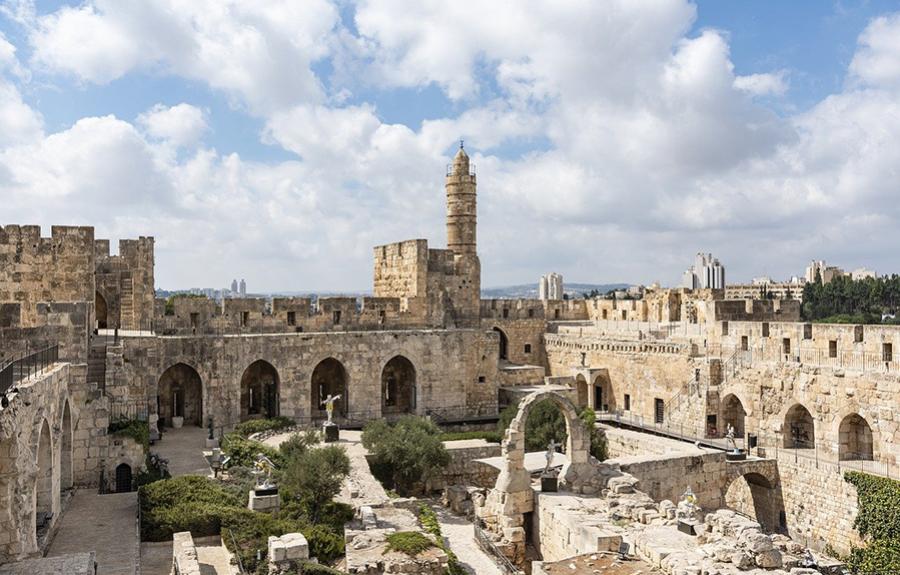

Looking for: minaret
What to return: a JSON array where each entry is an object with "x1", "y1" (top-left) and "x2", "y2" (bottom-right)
[{"x1": 445, "y1": 140, "x2": 477, "y2": 255}]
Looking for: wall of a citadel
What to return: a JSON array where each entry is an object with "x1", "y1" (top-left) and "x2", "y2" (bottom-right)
[
  {"x1": 614, "y1": 452, "x2": 731, "y2": 513},
  {"x1": 713, "y1": 300, "x2": 801, "y2": 323},
  {"x1": 544, "y1": 334, "x2": 701, "y2": 423},
  {"x1": 481, "y1": 299, "x2": 550, "y2": 367},
  {"x1": 94, "y1": 237, "x2": 155, "y2": 331},
  {"x1": 373, "y1": 240, "x2": 428, "y2": 300},
  {"x1": 108, "y1": 329, "x2": 499, "y2": 428},
  {"x1": 0, "y1": 364, "x2": 76, "y2": 561},
  {"x1": 0, "y1": 302, "x2": 91, "y2": 366},
  {"x1": 426, "y1": 249, "x2": 480, "y2": 328},
  {"x1": 0, "y1": 226, "x2": 95, "y2": 328}
]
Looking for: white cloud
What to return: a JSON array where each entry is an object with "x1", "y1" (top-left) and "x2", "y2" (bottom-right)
[
  {"x1": 138, "y1": 103, "x2": 208, "y2": 148},
  {"x1": 848, "y1": 13, "x2": 900, "y2": 90},
  {"x1": 734, "y1": 71, "x2": 788, "y2": 96}
]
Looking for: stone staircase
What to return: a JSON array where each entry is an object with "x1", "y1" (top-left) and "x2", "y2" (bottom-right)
[
  {"x1": 87, "y1": 341, "x2": 107, "y2": 394},
  {"x1": 119, "y1": 273, "x2": 134, "y2": 330}
]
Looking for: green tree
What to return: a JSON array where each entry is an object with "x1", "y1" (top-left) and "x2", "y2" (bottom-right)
[
  {"x1": 281, "y1": 445, "x2": 350, "y2": 523},
  {"x1": 362, "y1": 416, "x2": 450, "y2": 495}
]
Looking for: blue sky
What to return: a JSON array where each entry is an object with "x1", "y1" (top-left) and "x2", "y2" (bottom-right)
[{"x1": 2, "y1": 1, "x2": 900, "y2": 291}]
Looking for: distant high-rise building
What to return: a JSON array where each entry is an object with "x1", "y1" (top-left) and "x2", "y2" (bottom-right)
[
  {"x1": 231, "y1": 279, "x2": 238, "y2": 294},
  {"x1": 851, "y1": 267, "x2": 877, "y2": 281},
  {"x1": 539, "y1": 273, "x2": 564, "y2": 301},
  {"x1": 805, "y1": 260, "x2": 844, "y2": 284},
  {"x1": 682, "y1": 253, "x2": 725, "y2": 290},
  {"x1": 239, "y1": 279, "x2": 246, "y2": 297}
]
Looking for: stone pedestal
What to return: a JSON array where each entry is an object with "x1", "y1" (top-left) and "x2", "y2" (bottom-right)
[
  {"x1": 248, "y1": 489, "x2": 280, "y2": 513},
  {"x1": 323, "y1": 422, "x2": 339, "y2": 443},
  {"x1": 677, "y1": 518, "x2": 700, "y2": 536},
  {"x1": 268, "y1": 532, "x2": 309, "y2": 565},
  {"x1": 171, "y1": 416, "x2": 184, "y2": 429},
  {"x1": 205, "y1": 438, "x2": 219, "y2": 449},
  {"x1": 726, "y1": 450, "x2": 747, "y2": 461},
  {"x1": 540, "y1": 476, "x2": 558, "y2": 492}
]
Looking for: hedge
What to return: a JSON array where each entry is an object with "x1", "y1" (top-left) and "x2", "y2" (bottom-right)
[
  {"x1": 844, "y1": 471, "x2": 900, "y2": 573},
  {"x1": 221, "y1": 432, "x2": 284, "y2": 469},
  {"x1": 233, "y1": 416, "x2": 296, "y2": 438}
]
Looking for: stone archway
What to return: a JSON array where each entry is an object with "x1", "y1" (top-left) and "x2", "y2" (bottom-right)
[
  {"x1": 34, "y1": 419, "x2": 52, "y2": 537},
  {"x1": 721, "y1": 394, "x2": 746, "y2": 438},
  {"x1": 478, "y1": 390, "x2": 598, "y2": 566},
  {"x1": 158, "y1": 363, "x2": 203, "y2": 427},
  {"x1": 240, "y1": 360, "x2": 280, "y2": 421},
  {"x1": 783, "y1": 403, "x2": 814, "y2": 449},
  {"x1": 574, "y1": 374, "x2": 588, "y2": 408},
  {"x1": 593, "y1": 373, "x2": 615, "y2": 412},
  {"x1": 838, "y1": 413, "x2": 874, "y2": 461},
  {"x1": 724, "y1": 471, "x2": 780, "y2": 533},
  {"x1": 115, "y1": 463, "x2": 133, "y2": 493},
  {"x1": 60, "y1": 401, "x2": 73, "y2": 491},
  {"x1": 493, "y1": 327, "x2": 509, "y2": 361},
  {"x1": 95, "y1": 291, "x2": 108, "y2": 329},
  {"x1": 381, "y1": 355, "x2": 416, "y2": 417},
  {"x1": 311, "y1": 358, "x2": 348, "y2": 420}
]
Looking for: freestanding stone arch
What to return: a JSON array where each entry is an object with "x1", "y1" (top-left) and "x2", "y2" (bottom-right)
[
  {"x1": 381, "y1": 355, "x2": 416, "y2": 417},
  {"x1": 158, "y1": 363, "x2": 203, "y2": 427},
  {"x1": 240, "y1": 360, "x2": 280, "y2": 421},
  {"x1": 478, "y1": 390, "x2": 604, "y2": 566},
  {"x1": 838, "y1": 413, "x2": 874, "y2": 461},
  {"x1": 311, "y1": 358, "x2": 348, "y2": 421}
]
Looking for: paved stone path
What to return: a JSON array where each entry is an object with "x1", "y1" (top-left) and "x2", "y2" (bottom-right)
[
  {"x1": 428, "y1": 504, "x2": 503, "y2": 575},
  {"x1": 47, "y1": 490, "x2": 138, "y2": 575},
  {"x1": 141, "y1": 536, "x2": 238, "y2": 575},
  {"x1": 153, "y1": 425, "x2": 211, "y2": 477}
]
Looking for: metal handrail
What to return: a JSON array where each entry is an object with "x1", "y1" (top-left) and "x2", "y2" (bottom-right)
[
  {"x1": 473, "y1": 519, "x2": 525, "y2": 575},
  {"x1": 227, "y1": 528, "x2": 246, "y2": 574},
  {"x1": 0, "y1": 345, "x2": 59, "y2": 395}
]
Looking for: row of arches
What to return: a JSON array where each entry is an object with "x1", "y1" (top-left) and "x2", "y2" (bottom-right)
[
  {"x1": 29, "y1": 401, "x2": 74, "y2": 545},
  {"x1": 719, "y1": 394, "x2": 875, "y2": 461},
  {"x1": 156, "y1": 355, "x2": 417, "y2": 427}
]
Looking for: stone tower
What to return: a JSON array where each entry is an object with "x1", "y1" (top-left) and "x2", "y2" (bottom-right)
[{"x1": 446, "y1": 142, "x2": 477, "y2": 255}]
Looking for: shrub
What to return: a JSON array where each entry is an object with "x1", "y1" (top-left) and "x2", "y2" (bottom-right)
[
  {"x1": 281, "y1": 445, "x2": 350, "y2": 523},
  {"x1": 135, "y1": 452, "x2": 171, "y2": 487},
  {"x1": 384, "y1": 531, "x2": 433, "y2": 556},
  {"x1": 302, "y1": 523, "x2": 345, "y2": 563},
  {"x1": 109, "y1": 418, "x2": 150, "y2": 449},
  {"x1": 362, "y1": 416, "x2": 450, "y2": 496},
  {"x1": 234, "y1": 416, "x2": 296, "y2": 438},
  {"x1": 221, "y1": 432, "x2": 283, "y2": 469},
  {"x1": 844, "y1": 471, "x2": 900, "y2": 573},
  {"x1": 139, "y1": 476, "x2": 243, "y2": 541},
  {"x1": 279, "y1": 429, "x2": 322, "y2": 461}
]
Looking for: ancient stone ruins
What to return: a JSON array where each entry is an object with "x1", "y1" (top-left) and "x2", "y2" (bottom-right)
[{"x1": 0, "y1": 144, "x2": 897, "y2": 574}]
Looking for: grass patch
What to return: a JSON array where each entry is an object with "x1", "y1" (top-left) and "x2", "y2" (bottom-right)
[{"x1": 384, "y1": 531, "x2": 434, "y2": 557}]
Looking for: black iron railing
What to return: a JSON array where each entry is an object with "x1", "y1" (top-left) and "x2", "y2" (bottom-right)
[
  {"x1": 0, "y1": 345, "x2": 59, "y2": 396},
  {"x1": 473, "y1": 519, "x2": 525, "y2": 575}
]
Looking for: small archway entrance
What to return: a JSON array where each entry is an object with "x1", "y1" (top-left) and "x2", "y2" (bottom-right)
[
  {"x1": 721, "y1": 394, "x2": 746, "y2": 438},
  {"x1": 839, "y1": 413, "x2": 874, "y2": 461},
  {"x1": 158, "y1": 363, "x2": 203, "y2": 427},
  {"x1": 95, "y1": 291, "x2": 108, "y2": 330},
  {"x1": 240, "y1": 360, "x2": 280, "y2": 421},
  {"x1": 381, "y1": 355, "x2": 416, "y2": 416},
  {"x1": 593, "y1": 374, "x2": 615, "y2": 412},
  {"x1": 311, "y1": 358, "x2": 348, "y2": 420},
  {"x1": 60, "y1": 402, "x2": 73, "y2": 491},
  {"x1": 115, "y1": 464, "x2": 133, "y2": 493},
  {"x1": 724, "y1": 472, "x2": 780, "y2": 532},
  {"x1": 493, "y1": 327, "x2": 509, "y2": 361},
  {"x1": 35, "y1": 419, "x2": 53, "y2": 536},
  {"x1": 574, "y1": 374, "x2": 588, "y2": 408},
  {"x1": 783, "y1": 404, "x2": 814, "y2": 449}
]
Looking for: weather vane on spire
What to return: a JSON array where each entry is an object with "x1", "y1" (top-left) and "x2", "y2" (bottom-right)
[{"x1": 460, "y1": 138, "x2": 464, "y2": 149}]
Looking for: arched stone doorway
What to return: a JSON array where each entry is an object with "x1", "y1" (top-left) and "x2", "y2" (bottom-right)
[
  {"x1": 311, "y1": 358, "x2": 348, "y2": 420},
  {"x1": 95, "y1": 291, "x2": 108, "y2": 330},
  {"x1": 721, "y1": 394, "x2": 746, "y2": 438},
  {"x1": 381, "y1": 355, "x2": 416, "y2": 417},
  {"x1": 493, "y1": 327, "x2": 509, "y2": 361},
  {"x1": 35, "y1": 419, "x2": 52, "y2": 536},
  {"x1": 839, "y1": 413, "x2": 874, "y2": 461},
  {"x1": 115, "y1": 464, "x2": 133, "y2": 493},
  {"x1": 240, "y1": 360, "x2": 279, "y2": 421},
  {"x1": 574, "y1": 374, "x2": 588, "y2": 408},
  {"x1": 593, "y1": 374, "x2": 615, "y2": 412},
  {"x1": 60, "y1": 402, "x2": 73, "y2": 491},
  {"x1": 158, "y1": 363, "x2": 203, "y2": 428},
  {"x1": 783, "y1": 403, "x2": 814, "y2": 449},
  {"x1": 724, "y1": 472, "x2": 779, "y2": 533}
]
